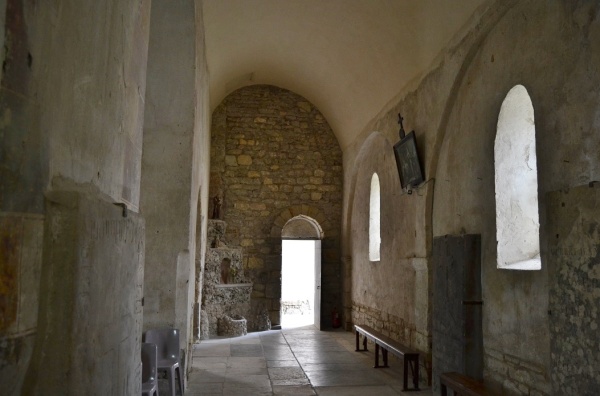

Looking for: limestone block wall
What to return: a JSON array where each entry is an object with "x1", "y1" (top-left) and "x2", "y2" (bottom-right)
[{"x1": 210, "y1": 85, "x2": 343, "y2": 326}]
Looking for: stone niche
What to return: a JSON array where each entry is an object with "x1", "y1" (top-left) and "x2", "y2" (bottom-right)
[{"x1": 202, "y1": 219, "x2": 259, "y2": 337}]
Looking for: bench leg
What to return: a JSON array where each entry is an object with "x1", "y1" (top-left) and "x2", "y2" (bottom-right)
[
  {"x1": 412, "y1": 357, "x2": 419, "y2": 390},
  {"x1": 355, "y1": 332, "x2": 368, "y2": 352},
  {"x1": 382, "y1": 348, "x2": 389, "y2": 368},
  {"x1": 374, "y1": 344, "x2": 390, "y2": 369},
  {"x1": 440, "y1": 382, "x2": 448, "y2": 396},
  {"x1": 401, "y1": 356, "x2": 420, "y2": 391},
  {"x1": 403, "y1": 357, "x2": 409, "y2": 390}
]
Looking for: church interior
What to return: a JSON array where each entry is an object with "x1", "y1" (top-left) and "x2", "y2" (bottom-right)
[{"x1": 1, "y1": 0, "x2": 599, "y2": 395}]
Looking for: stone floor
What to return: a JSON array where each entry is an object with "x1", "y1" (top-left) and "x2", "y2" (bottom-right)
[{"x1": 164, "y1": 325, "x2": 434, "y2": 396}]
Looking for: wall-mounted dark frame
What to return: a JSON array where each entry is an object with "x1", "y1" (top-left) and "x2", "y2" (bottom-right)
[{"x1": 393, "y1": 131, "x2": 424, "y2": 189}]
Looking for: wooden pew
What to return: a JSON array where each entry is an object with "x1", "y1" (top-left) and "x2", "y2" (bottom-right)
[
  {"x1": 440, "y1": 372, "x2": 497, "y2": 395},
  {"x1": 354, "y1": 324, "x2": 420, "y2": 391}
]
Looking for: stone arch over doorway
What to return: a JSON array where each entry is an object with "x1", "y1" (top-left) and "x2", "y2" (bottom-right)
[
  {"x1": 270, "y1": 205, "x2": 340, "y2": 327},
  {"x1": 281, "y1": 214, "x2": 324, "y2": 240},
  {"x1": 271, "y1": 205, "x2": 329, "y2": 239}
]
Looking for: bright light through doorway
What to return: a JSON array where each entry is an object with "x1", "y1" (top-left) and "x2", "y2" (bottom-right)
[{"x1": 281, "y1": 240, "x2": 315, "y2": 328}]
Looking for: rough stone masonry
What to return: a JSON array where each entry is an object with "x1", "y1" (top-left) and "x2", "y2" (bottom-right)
[{"x1": 210, "y1": 85, "x2": 343, "y2": 326}]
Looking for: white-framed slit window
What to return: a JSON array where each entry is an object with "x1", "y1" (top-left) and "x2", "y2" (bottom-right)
[
  {"x1": 494, "y1": 84, "x2": 541, "y2": 270},
  {"x1": 369, "y1": 173, "x2": 381, "y2": 262}
]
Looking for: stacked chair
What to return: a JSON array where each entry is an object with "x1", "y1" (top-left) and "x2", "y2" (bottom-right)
[
  {"x1": 144, "y1": 328, "x2": 184, "y2": 396},
  {"x1": 141, "y1": 343, "x2": 159, "y2": 396}
]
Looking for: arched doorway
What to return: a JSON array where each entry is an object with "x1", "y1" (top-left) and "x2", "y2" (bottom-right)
[{"x1": 281, "y1": 215, "x2": 323, "y2": 329}]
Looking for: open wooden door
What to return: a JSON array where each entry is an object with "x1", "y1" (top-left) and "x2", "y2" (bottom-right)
[{"x1": 313, "y1": 240, "x2": 322, "y2": 329}]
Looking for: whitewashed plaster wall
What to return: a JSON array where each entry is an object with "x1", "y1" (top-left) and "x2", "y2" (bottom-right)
[
  {"x1": 433, "y1": 1, "x2": 600, "y2": 394},
  {"x1": 346, "y1": 130, "x2": 431, "y2": 361},
  {"x1": 342, "y1": 0, "x2": 600, "y2": 394}
]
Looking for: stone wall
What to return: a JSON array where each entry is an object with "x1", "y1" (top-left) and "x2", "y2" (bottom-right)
[
  {"x1": 350, "y1": 302, "x2": 422, "y2": 351},
  {"x1": 203, "y1": 220, "x2": 254, "y2": 337},
  {"x1": 546, "y1": 184, "x2": 600, "y2": 395},
  {"x1": 141, "y1": 1, "x2": 210, "y2": 379},
  {"x1": 23, "y1": 188, "x2": 145, "y2": 395},
  {"x1": 0, "y1": 2, "x2": 44, "y2": 391},
  {"x1": 350, "y1": 300, "x2": 431, "y2": 386},
  {"x1": 210, "y1": 85, "x2": 343, "y2": 326},
  {"x1": 345, "y1": 130, "x2": 432, "y2": 378},
  {"x1": 0, "y1": 1, "x2": 151, "y2": 394},
  {"x1": 430, "y1": 2, "x2": 600, "y2": 394},
  {"x1": 0, "y1": 213, "x2": 42, "y2": 395},
  {"x1": 342, "y1": 1, "x2": 600, "y2": 394}
]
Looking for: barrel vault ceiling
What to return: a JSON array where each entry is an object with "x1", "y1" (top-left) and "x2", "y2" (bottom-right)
[{"x1": 203, "y1": 0, "x2": 487, "y2": 149}]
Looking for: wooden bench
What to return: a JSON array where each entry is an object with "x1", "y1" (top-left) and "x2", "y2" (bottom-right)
[
  {"x1": 354, "y1": 324, "x2": 420, "y2": 391},
  {"x1": 440, "y1": 372, "x2": 497, "y2": 396}
]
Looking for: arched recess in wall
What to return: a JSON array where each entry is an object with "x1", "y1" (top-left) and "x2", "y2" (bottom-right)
[
  {"x1": 495, "y1": 85, "x2": 541, "y2": 270},
  {"x1": 369, "y1": 173, "x2": 381, "y2": 261},
  {"x1": 343, "y1": 132, "x2": 387, "y2": 257},
  {"x1": 346, "y1": 131, "x2": 428, "y2": 344}
]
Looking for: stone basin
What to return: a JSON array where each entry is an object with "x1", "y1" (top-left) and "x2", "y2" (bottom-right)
[
  {"x1": 215, "y1": 283, "x2": 252, "y2": 288},
  {"x1": 218, "y1": 314, "x2": 247, "y2": 337}
]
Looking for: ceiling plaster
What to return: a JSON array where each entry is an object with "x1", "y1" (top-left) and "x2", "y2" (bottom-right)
[{"x1": 203, "y1": 0, "x2": 487, "y2": 149}]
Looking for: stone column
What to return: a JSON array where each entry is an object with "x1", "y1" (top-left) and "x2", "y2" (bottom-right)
[
  {"x1": 24, "y1": 189, "x2": 145, "y2": 395},
  {"x1": 1, "y1": 1, "x2": 150, "y2": 393},
  {"x1": 141, "y1": 0, "x2": 210, "y2": 377}
]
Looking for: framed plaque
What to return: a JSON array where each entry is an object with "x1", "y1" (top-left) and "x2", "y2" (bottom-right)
[{"x1": 393, "y1": 131, "x2": 424, "y2": 189}]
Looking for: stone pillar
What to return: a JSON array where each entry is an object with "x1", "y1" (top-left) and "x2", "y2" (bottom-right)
[
  {"x1": 341, "y1": 255, "x2": 353, "y2": 330},
  {"x1": 0, "y1": 1, "x2": 45, "y2": 393},
  {"x1": 1, "y1": 1, "x2": 150, "y2": 393},
  {"x1": 24, "y1": 189, "x2": 145, "y2": 395},
  {"x1": 141, "y1": 0, "x2": 210, "y2": 377}
]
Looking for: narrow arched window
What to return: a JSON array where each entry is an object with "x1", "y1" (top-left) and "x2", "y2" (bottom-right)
[
  {"x1": 369, "y1": 173, "x2": 381, "y2": 261},
  {"x1": 495, "y1": 85, "x2": 541, "y2": 270}
]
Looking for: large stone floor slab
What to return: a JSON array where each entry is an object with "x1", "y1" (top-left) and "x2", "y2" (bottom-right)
[{"x1": 187, "y1": 326, "x2": 433, "y2": 395}]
